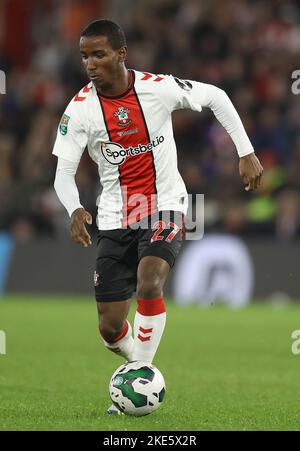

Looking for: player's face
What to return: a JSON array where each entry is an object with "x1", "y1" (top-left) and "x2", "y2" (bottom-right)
[{"x1": 80, "y1": 35, "x2": 127, "y2": 92}]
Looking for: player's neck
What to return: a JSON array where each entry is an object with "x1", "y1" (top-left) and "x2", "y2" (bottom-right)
[{"x1": 96, "y1": 67, "x2": 131, "y2": 97}]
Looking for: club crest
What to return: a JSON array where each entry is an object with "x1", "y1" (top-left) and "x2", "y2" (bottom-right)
[
  {"x1": 94, "y1": 271, "x2": 100, "y2": 287},
  {"x1": 114, "y1": 107, "x2": 132, "y2": 127}
]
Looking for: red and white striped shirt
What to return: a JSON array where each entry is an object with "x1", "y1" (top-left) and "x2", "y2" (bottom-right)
[{"x1": 53, "y1": 70, "x2": 254, "y2": 229}]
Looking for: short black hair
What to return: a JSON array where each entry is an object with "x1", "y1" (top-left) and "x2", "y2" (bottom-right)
[{"x1": 81, "y1": 19, "x2": 126, "y2": 50}]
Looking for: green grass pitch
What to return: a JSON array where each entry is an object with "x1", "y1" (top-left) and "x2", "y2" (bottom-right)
[{"x1": 0, "y1": 295, "x2": 300, "y2": 431}]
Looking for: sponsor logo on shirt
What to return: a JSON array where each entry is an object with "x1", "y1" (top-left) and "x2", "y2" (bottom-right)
[
  {"x1": 113, "y1": 106, "x2": 132, "y2": 127},
  {"x1": 101, "y1": 136, "x2": 165, "y2": 166},
  {"x1": 118, "y1": 128, "x2": 139, "y2": 137}
]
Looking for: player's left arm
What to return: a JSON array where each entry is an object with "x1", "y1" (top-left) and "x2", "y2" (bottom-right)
[
  {"x1": 163, "y1": 77, "x2": 263, "y2": 191},
  {"x1": 198, "y1": 83, "x2": 263, "y2": 191},
  {"x1": 238, "y1": 152, "x2": 264, "y2": 192}
]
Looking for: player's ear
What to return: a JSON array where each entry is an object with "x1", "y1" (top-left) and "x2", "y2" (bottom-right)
[{"x1": 118, "y1": 46, "x2": 127, "y2": 63}]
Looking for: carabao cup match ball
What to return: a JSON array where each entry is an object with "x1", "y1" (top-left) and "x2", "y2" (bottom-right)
[{"x1": 109, "y1": 361, "x2": 166, "y2": 416}]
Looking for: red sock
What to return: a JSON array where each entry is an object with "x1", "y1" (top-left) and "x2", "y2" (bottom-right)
[
  {"x1": 132, "y1": 297, "x2": 166, "y2": 363},
  {"x1": 101, "y1": 320, "x2": 134, "y2": 361}
]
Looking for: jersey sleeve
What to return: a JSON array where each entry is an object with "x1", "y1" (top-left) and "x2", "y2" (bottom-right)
[
  {"x1": 52, "y1": 98, "x2": 88, "y2": 163},
  {"x1": 160, "y1": 75, "x2": 254, "y2": 157},
  {"x1": 159, "y1": 75, "x2": 206, "y2": 113},
  {"x1": 54, "y1": 157, "x2": 83, "y2": 217}
]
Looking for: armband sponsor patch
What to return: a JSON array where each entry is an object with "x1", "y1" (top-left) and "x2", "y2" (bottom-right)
[
  {"x1": 59, "y1": 114, "x2": 70, "y2": 135},
  {"x1": 174, "y1": 77, "x2": 193, "y2": 91}
]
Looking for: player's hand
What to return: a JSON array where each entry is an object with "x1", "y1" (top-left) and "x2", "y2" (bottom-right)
[
  {"x1": 239, "y1": 153, "x2": 264, "y2": 191},
  {"x1": 70, "y1": 208, "x2": 92, "y2": 247}
]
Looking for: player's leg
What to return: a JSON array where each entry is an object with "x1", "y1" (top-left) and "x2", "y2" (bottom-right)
[
  {"x1": 96, "y1": 299, "x2": 134, "y2": 361},
  {"x1": 94, "y1": 229, "x2": 139, "y2": 415},
  {"x1": 97, "y1": 298, "x2": 133, "y2": 416},
  {"x1": 132, "y1": 211, "x2": 185, "y2": 363},
  {"x1": 105, "y1": 257, "x2": 168, "y2": 415},
  {"x1": 132, "y1": 256, "x2": 169, "y2": 362},
  {"x1": 94, "y1": 229, "x2": 137, "y2": 362}
]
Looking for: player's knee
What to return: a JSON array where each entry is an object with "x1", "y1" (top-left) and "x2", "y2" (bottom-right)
[
  {"x1": 98, "y1": 320, "x2": 124, "y2": 344},
  {"x1": 136, "y1": 274, "x2": 163, "y2": 299}
]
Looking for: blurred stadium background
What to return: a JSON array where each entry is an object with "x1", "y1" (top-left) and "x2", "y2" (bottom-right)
[{"x1": 1, "y1": 0, "x2": 300, "y2": 304}]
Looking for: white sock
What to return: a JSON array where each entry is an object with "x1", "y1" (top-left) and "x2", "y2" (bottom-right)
[
  {"x1": 132, "y1": 297, "x2": 166, "y2": 363},
  {"x1": 102, "y1": 320, "x2": 134, "y2": 361}
]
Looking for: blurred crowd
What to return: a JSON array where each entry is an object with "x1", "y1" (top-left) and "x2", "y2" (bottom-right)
[{"x1": 0, "y1": 0, "x2": 300, "y2": 241}]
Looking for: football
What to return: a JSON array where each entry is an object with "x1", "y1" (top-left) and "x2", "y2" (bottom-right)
[{"x1": 109, "y1": 361, "x2": 166, "y2": 416}]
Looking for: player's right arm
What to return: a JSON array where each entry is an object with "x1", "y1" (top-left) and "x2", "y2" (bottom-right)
[
  {"x1": 52, "y1": 99, "x2": 92, "y2": 247},
  {"x1": 54, "y1": 158, "x2": 92, "y2": 247}
]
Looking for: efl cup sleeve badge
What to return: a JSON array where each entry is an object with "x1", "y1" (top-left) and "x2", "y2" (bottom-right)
[
  {"x1": 59, "y1": 114, "x2": 70, "y2": 135},
  {"x1": 113, "y1": 107, "x2": 132, "y2": 127}
]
